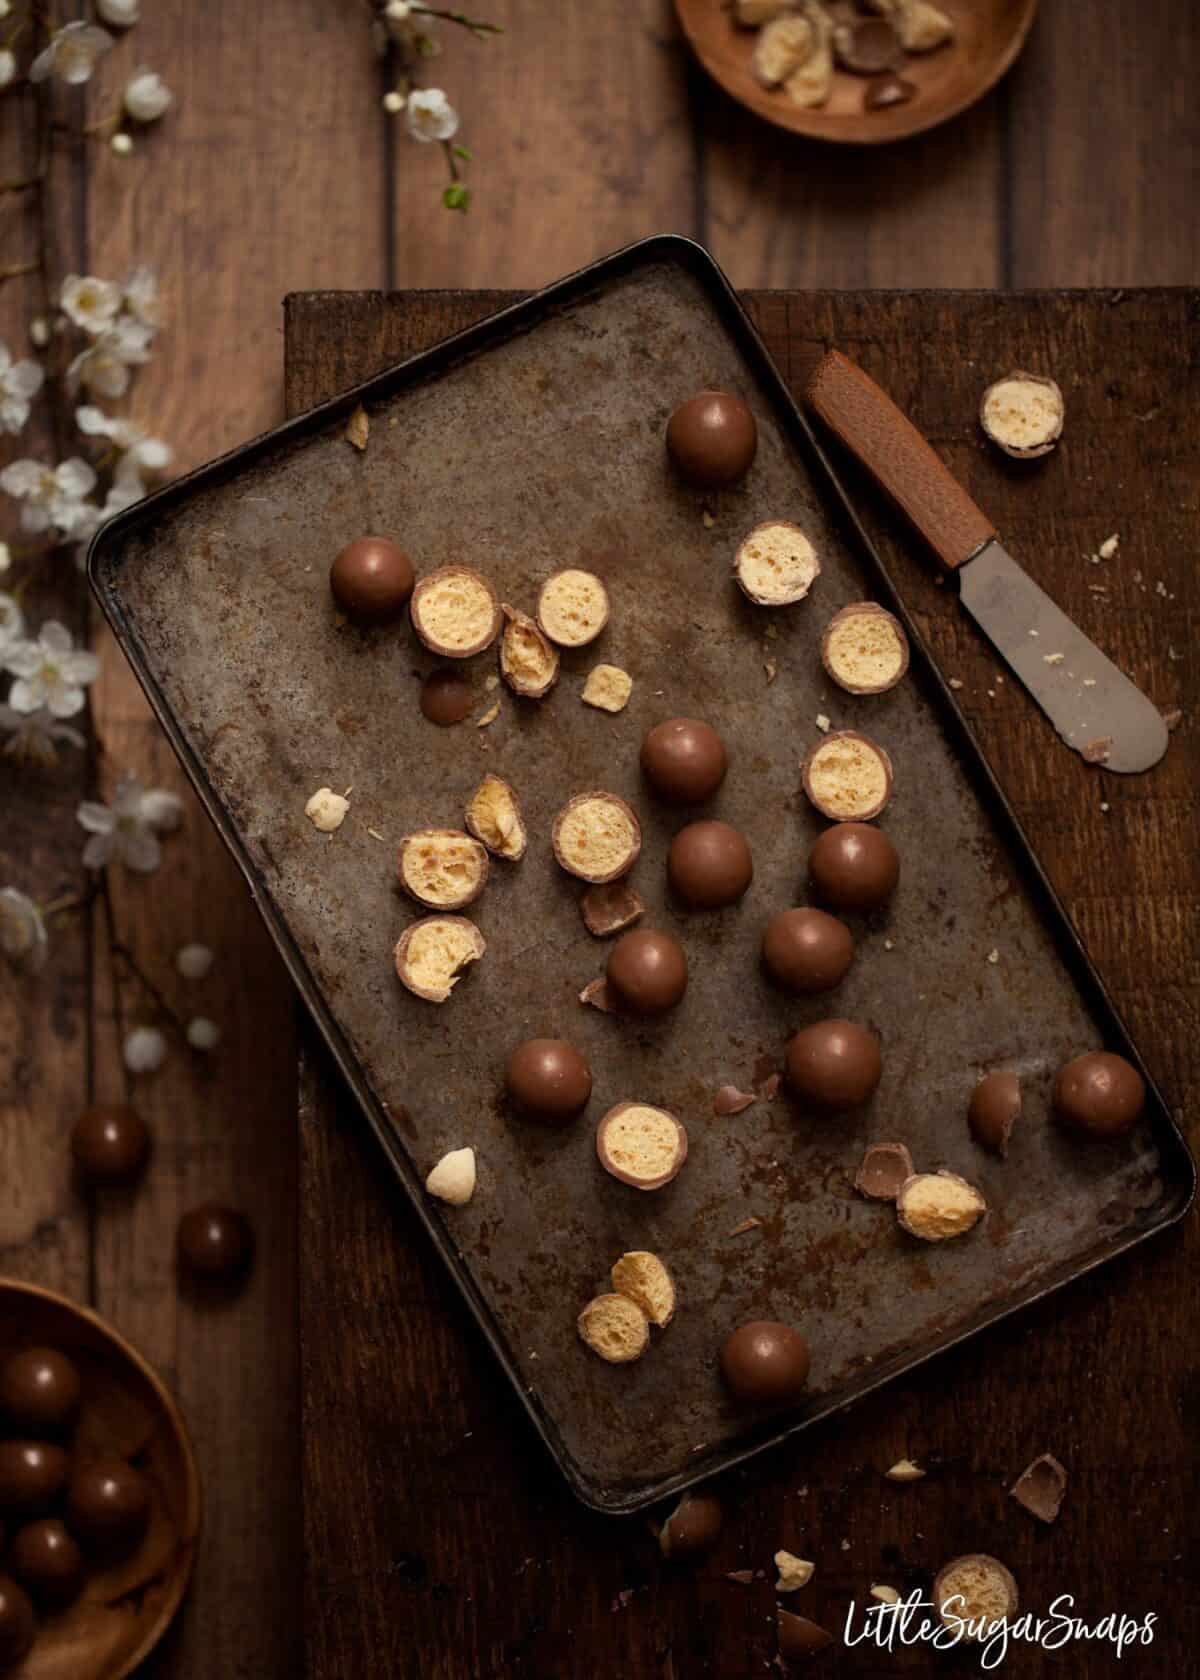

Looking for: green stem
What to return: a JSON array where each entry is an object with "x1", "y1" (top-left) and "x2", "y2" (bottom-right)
[{"x1": 410, "y1": 6, "x2": 503, "y2": 38}]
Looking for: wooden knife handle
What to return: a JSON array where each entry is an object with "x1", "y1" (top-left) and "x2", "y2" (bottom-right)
[{"x1": 805, "y1": 349, "x2": 996, "y2": 571}]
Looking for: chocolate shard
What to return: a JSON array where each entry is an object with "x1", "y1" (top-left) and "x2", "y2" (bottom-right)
[
  {"x1": 1009, "y1": 1452, "x2": 1068, "y2": 1524},
  {"x1": 778, "y1": 1608, "x2": 834, "y2": 1663},
  {"x1": 714, "y1": 1084, "x2": 757, "y2": 1117}
]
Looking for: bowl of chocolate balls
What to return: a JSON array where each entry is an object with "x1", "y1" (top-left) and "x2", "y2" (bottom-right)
[{"x1": 0, "y1": 1279, "x2": 199, "y2": 1678}]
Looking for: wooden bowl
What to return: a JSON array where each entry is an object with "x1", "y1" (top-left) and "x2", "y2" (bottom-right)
[
  {"x1": 0, "y1": 1279, "x2": 200, "y2": 1680},
  {"x1": 674, "y1": 0, "x2": 1040, "y2": 144}
]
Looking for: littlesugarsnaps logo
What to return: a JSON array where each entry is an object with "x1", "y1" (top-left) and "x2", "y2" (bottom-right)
[{"x1": 843, "y1": 1592, "x2": 1157, "y2": 1669}]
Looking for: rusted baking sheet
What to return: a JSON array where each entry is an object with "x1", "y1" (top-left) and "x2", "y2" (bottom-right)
[{"x1": 90, "y1": 238, "x2": 1192, "y2": 1513}]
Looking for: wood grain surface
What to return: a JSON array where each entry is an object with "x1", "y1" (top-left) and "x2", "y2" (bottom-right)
[
  {"x1": 289, "y1": 286, "x2": 1197, "y2": 1680},
  {"x1": 1, "y1": 1, "x2": 1195, "y2": 1675}
]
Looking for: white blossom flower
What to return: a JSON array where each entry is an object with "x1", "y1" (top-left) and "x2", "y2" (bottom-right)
[
  {"x1": 123, "y1": 67, "x2": 172, "y2": 123},
  {"x1": 139, "y1": 787, "x2": 183, "y2": 832},
  {"x1": 0, "y1": 543, "x2": 10, "y2": 575},
  {"x1": 0, "y1": 592, "x2": 23, "y2": 651},
  {"x1": 78, "y1": 773, "x2": 173, "y2": 872},
  {"x1": 29, "y1": 318, "x2": 51, "y2": 349},
  {"x1": 67, "y1": 316, "x2": 154, "y2": 399},
  {"x1": 0, "y1": 705, "x2": 86, "y2": 767},
  {"x1": 406, "y1": 88, "x2": 458, "y2": 143},
  {"x1": 76, "y1": 406, "x2": 171, "y2": 476},
  {"x1": 0, "y1": 889, "x2": 47, "y2": 974},
  {"x1": 176, "y1": 942, "x2": 214, "y2": 980},
  {"x1": 121, "y1": 268, "x2": 161, "y2": 330},
  {"x1": 123, "y1": 1025, "x2": 167, "y2": 1073},
  {"x1": 30, "y1": 22, "x2": 113, "y2": 86},
  {"x1": 97, "y1": 0, "x2": 140, "y2": 26},
  {"x1": 4, "y1": 620, "x2": 100, "y2": 717},
  {"x1": 186, "y1": 1016, "x2": 221, "y2": 1051},
  {"x1": 111, "y1": 132, "x2": 134, "y2": 157},
  {"x1": 0, "y1": 457, "x2": 98, "y2": 535},
  {"x1": 61, "y1": 275, "x2": 122, "y2": 337},
  {"x1": 385, "y1": 0, "x2": 412, "y2": 19},
  {"x1": 1, "y1": 343, "x2": 45, "y2": 435},
  {"x1": 0, "y1": 50, "x2": 16, "y2": 92},
  {"x1": 382, "y1": 90, "x2": 406, "y2": 114}
]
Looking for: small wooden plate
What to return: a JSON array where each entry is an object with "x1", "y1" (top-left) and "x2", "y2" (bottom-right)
[
  {"x1": 674, "y1": 0, "x2": 1039, "y2": 143},
  {"x1": 0, "y1": 1279, "x2": 200, "y2": 1680}
]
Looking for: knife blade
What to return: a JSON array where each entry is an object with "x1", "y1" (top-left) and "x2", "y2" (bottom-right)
[
  {"x1": 804, "y1": 350, "x2": 1168, "y2": 773},
  {"x1": 958, "y1": 540, "x2": 1167, "y2": 771}
]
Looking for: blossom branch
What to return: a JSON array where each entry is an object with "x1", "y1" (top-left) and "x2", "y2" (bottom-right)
[{"x1": 410, "y1": 6, "x2": 504, "y2": 37}]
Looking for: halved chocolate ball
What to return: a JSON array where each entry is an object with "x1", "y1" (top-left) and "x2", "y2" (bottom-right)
[
  {"x1": 666, "y1": 391, "x2": 757, "y2": 490},
  {"x1": 505, "y1": 1038, "x2": 593, "y2": 1123},
  {"x1": 329, "y1": 536, "x2": 415, "y2": 625},
  {"x1": 719, "y1": 1321, "x2": 809, "y2": 1406},
  {"x1": 640, "y1": 718, "x2": 728, "y2": 805},
  {"x1": 762, "y1": 908, "x2": 853, "y2": 995},
  {"x1": 1053, "y1": 1050, "x2": 1144, "y2": 1138},
  {"x1": 807, "y1": 822, "x2": 899, "y2": 913},
  {"x1": 785, "y1": 1018, "x2": 881, "y2": 1113},
  {"x1": 606, "y1": 929, "x2": 688, "y2": 1015},
  {"x1": 668, "y1": 821, "x2": 752, "y2": 910}
]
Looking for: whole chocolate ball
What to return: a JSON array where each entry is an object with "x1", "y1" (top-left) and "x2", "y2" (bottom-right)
[
  {"x1": 1053, "y1": 1051, "x2": 1144, "y2": 1138},
  {"x1": 0, "y1": 1348, "x2": 80, "y2": 1434},
  {"x1": 504, "y1": 1038, "x2": 593, "y2": 1123},
  {"x1": 176, "y1": 1204, "x2": 255, "y2": 1284},
  {"x1": 659, "y1": 1491, "x2": 724, "y2": 1559},
  {"x1": 0, "y1": 1442, "x2": 69, "y2": 1515},
  {"x1": 9, "y1": 1520, "x2": 83, "y2": 1607},
  {"x1": 71, "y1": 1103, "x2": 151, "y2": 1187},
  {"x1": 668, "y1": 821, "x2": 753, "y2": 910},
  {"x1": 719, "y1": 1321, "x2": 810, "y2": 1406},
  {"x1": 419, "y1": 668, "x2": 474, "y2": 726},
  {"x1": 640, "y1": 718, "x2": 728, "y2": 805},
  {"x1": 606, "y1": 929, "x2": 688, "y2": 1015},
  {"x1": 968, "y1": 1071, "x2": 1021, "y2": 1157},
  {"x1": 762, "y1": 908, "x2": 854, "y2": 995},
  {"x1": 666, "y1": 391, "x2": 758, "y2": 489},
  {"x1": 329, "y1": 536, "x2": 415, "y2": 625},
  {"x1": 66, "y1": 1460, "x2": 151, "y2": 1556},
  {"x1": 0, "y1": 1575, "x2": 34, "y2": 1672},
  {"x1": 807, "y1": 822, "x2": 900, "y2": 913},
  {"x1": 785, "y1": 1018, "x2": 882, "y2": 1113}
]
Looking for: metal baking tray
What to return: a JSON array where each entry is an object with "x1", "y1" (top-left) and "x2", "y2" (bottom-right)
[{"x1": 90, "y1": 237, "x2": 1193, "y2": 1514}]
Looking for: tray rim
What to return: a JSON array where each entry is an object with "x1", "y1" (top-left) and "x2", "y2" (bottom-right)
[{"x1": 88, "y1": 236, "x2": 1195, "y2": 1514}]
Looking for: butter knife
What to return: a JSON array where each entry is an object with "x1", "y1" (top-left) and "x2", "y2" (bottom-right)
[{"x1": 804, "y1": 350, "x2": 1167, "y2": 773}]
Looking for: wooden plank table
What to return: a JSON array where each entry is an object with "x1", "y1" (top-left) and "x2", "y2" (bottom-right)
[{"x1": 289, "y1": 287, "x2": 1197, "y2": 1679}]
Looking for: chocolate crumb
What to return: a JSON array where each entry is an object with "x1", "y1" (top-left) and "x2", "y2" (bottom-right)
[
  {"x1": 714, "y1": 1084, "x2": 757, "y2": 1116},
  {"x1": 1163, "y1": 708, "x2": 1183, "y2": 732},
  {"x1": 1082, "y1": 737, "x2": 1112, "y2": 764},
  {"x1": 1009, "y1": 1452, "x2": 1068, "y2": 1523},
  {"x1": 345, "y1": 404, "x2": 369, "y2": 451},
  {"x1": 727, "y1": 1217, "x2": 763, "y2": 1237},
  {"x1": 759, "y1": 1072, "x2": 781, "y2": 1102},
  {"x1": 726, "y1": 1569, "x2": 755, "y2": 1585}
]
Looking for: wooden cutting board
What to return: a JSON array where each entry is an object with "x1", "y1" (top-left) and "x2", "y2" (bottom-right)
[{"x1": 287, "y1": 288, "x2": 1196, "y2": 1680}]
